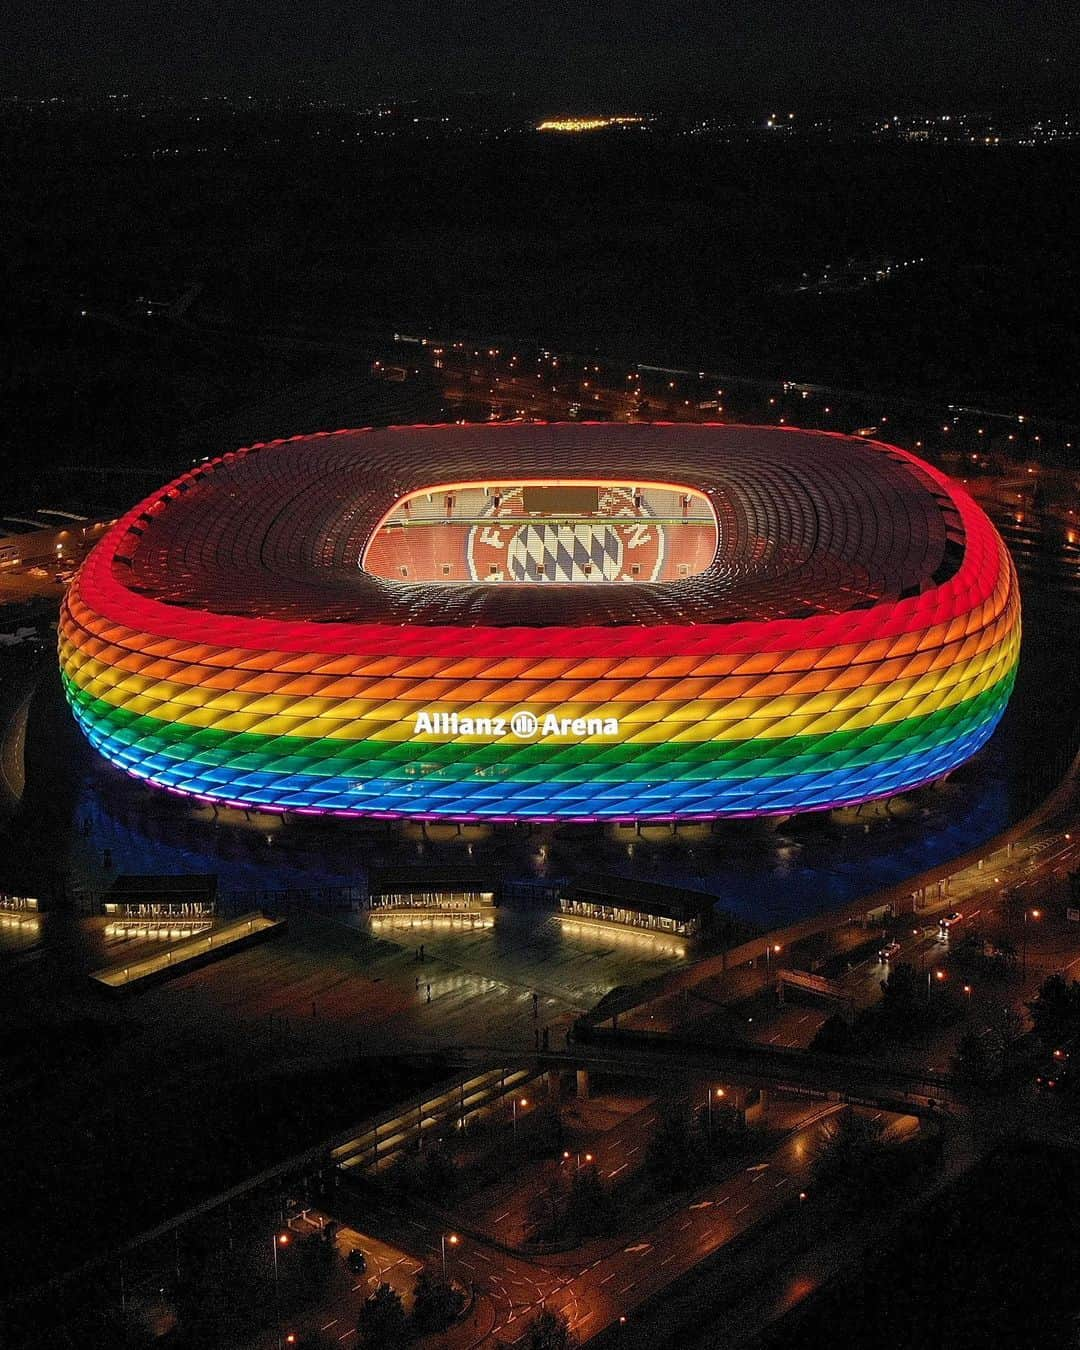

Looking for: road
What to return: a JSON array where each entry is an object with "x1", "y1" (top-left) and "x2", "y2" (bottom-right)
[
  {"x1": 453, "y1": 1095, "x2": 666, "y2": 1246},
  {"x1": 267, "y1": 1102, "x2": 899, "y2": 1347},
  {"x1": 281, "y1": 1215, "x2": 425, "y2": 1346},
  {"x1": 665, "y1": 779, "x2": 1080, "y2": 1063}
]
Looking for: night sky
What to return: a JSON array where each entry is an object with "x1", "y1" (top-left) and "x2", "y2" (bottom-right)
[{"x1": 5, "y1": 0, "x2": 1079, "y2": 105}]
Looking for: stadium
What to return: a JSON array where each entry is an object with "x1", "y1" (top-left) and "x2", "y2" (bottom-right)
[{"x1": 58, "y1": 423, "x2": 1020, "y2": 822}]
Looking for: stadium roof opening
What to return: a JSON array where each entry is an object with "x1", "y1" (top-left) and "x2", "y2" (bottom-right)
[{"x1": 362, "y1": 479, "x2": 718, "y2": 584}]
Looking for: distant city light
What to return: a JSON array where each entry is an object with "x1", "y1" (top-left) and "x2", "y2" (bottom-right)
[{"x1": 536, "y1": 116, "x2": 643, "y2": 133}]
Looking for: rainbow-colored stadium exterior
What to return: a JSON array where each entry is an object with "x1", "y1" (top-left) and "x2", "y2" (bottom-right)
[{"x1": 58, "y1": 424, "x2": 1020, "y2": 821}]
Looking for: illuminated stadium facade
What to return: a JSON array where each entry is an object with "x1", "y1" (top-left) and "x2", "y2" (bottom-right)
[{"x1": 58, "y1": 424, "x2": 1020, "y2": 822}]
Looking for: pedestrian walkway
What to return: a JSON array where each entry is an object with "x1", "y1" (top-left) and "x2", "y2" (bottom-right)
[{"x1": 89, "y1": 912, "x2": 283, "y2": 992}]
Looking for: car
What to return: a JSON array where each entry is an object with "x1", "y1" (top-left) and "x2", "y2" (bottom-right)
[
  {"x1": 878, "y1": 941, "x2": 902, "y2": 962},
  {"x1": 939, "y1": 911, "x2": 964, "y2": 929},
  {"x1": 1035, "y1": 1043, "x2": 1073, "y2": 1092},
  {"x1": 346, "y1": 1249, "x2": 367, "y2": 1275},
  {"x1": 1035, "y1": 1066, "x2": 1069, "y2": 1091}
]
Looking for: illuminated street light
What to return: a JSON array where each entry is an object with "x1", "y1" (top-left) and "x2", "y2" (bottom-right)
[
  {"x1": 705, "y1": 1085, "x2": 729, "y2": 1137},
  {"x1": 1022, "y1": 907, "x2": 1041, "y2": 979},
  {"x1": 271, "y1": 1232, "x2": 290, "y2": 1350},
  {"x1": 441, "y1": 1232, "x2": 459, "y2": 1277}
]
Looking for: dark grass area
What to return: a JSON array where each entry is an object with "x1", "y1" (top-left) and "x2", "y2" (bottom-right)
[
  {"x1": 6, "y1": 110, "x2": 1080, "y2": 515},
  {"x1": 758, "y1": 1140, "x2": 1080, "y2": 1350},
  {"x1": 0, "y1": 1040, "x2": 449, "y2": 1299}
]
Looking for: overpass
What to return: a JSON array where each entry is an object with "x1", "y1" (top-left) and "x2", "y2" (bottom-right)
[
  {"x1": 324, "y1": 1032, "x2": 953, "y2": 1189},
  {"x1": 574, "y1": 737, "x2": 1080, "y2": 1040},
  {"x1": 552, "y1": 1031, "x2": 955, "y2": 1119},
  {"x1": 330, "y1": 1064, "x2": 550, "y2": 1175},
  {"x1": 776, "y1": 967, "x2": 856, "y2": 1020}
]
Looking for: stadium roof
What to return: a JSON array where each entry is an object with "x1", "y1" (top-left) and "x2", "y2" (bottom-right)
[{"x1": 110, "y1": 423, "x2": 967, "y2": 629}]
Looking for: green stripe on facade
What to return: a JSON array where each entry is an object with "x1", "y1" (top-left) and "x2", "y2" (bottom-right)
[{"x1": 62, "y1": 661, "x2": 1017, "y2": 785}]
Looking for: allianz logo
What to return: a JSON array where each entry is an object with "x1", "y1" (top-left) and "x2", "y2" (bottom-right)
[{"x1": 413, "y1": 710, "x2": 620, "y2": 740}]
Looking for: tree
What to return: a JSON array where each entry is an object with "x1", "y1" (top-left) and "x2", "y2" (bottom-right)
[
  {"x1": 412, "y1": 1268, "x2": 465, "y2": 1333},
  {"x1": 1028, "y1": 974, "x2": 1080, "y2": 1048},
  {"x1": 356, "y1": 1283, "x2": 407, "y2": 1350},
  {"x1": 387, "y1": 1141, "x2": 459, "y2": 1199},
  {"x1": 564, "y1": 1162, "x2": 614, "y2": 1239},
  {"x1": 949, "y1": 931, "x2": 984, "y2": 969},
  {"x1": 699, "y1": 1097, "x2": 740, "y2": 1157},
  {"x1": 526, "y1": 1175, "x2": 562, "y2": 1239},
  {"x1": 280, "y1": 1232, "x2": 336, "y2": 1311},
  {"x1": 874, "y1": 960, "x2": 930, "y2": 1040},
  {"x1": 952, "y1": 1029, "x2": 990, "y2": 1084},
  {"x1": 986, "y1": 1004, "x2": 1025, "y2": 1070},
  {"x1": 525, "y1": 1105, "x2": 565, "y2": 1159},
  {"x1": 645, "y1": 1108, "x2": 708, "y2": 1191},
  {"x1": 419, "y1": 1143, "x2": 459, "y2": 1197},
  {"x1": 810, "y1": 1012, "x2": 858, "y2": 1055},
  {"x1": 173, "y1": 1238, "x2": 265, "y2": 1345},
  {"x1": 521, "y1": 1306, "x2": 578, "y2": 1350},
  {"x1": 953, "y1": 932, "x2": 1016, "y2": 981},
  {"x1": 880, "y1": 960, "x2": 920, "y2": 1014},
  {"x1": 814, "y1": 1111, "x2": 888, "y2": 1211}
]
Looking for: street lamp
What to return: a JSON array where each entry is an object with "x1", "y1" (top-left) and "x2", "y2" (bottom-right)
[
  {"x1": 512, "y1": 1095, "x2": 528, "y2": 1137},
  {"x1": 441, "y1": 1232, "x2": 459, "y2": 1278},
  {"x1": 272, "y1": 1232, "x2": 290, "y2": 1350},
  {"x1": 927, "y1": 967, "x2": 945, "y2": 1003},
  {"x1": 564, "y1": 1150, "x2": 593, "y2": 1170},
  {"x1": 706, "y1": 1086, "x2": 726, "y2": 1137},
  {"x1": 1022, "y1": 908, "x2": 1041, "y2": 980}
]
